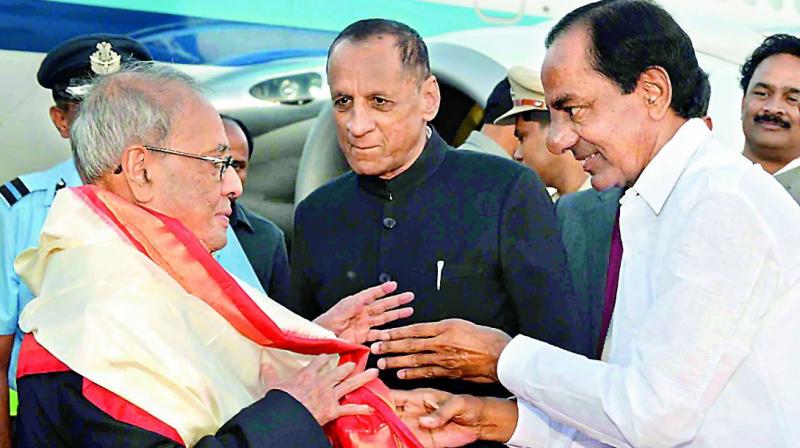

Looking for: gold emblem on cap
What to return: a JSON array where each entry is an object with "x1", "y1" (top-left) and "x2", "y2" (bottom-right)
[{"x1": 90, "y1": 42, "x2": 121, "y2": 75}]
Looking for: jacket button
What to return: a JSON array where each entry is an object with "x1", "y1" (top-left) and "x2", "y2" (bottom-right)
[
  {"x1": 382, "y1": 217, "x2": 396, "y2": 229},
  {"x1": 378, "y1": 272, "x2": 391, "y2": 283}
]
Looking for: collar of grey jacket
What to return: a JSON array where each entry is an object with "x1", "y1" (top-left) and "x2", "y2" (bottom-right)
[
  {"x1": 229, "y1": 200, "x2": 254, "y2": 232},
  {"x1": 357, "y1": 128, "x2": 448, "y2": 200}
]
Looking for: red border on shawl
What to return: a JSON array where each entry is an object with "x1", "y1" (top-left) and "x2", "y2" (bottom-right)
[{"x1": 17, "y1": 334, "x2": 183, "y2": 444}]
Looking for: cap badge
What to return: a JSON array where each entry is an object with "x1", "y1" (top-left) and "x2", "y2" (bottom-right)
[{"x1": 90, "y1": 42, "x2": 121, "y2": 75}]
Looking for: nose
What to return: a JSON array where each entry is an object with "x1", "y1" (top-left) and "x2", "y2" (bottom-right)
[
  {"x1": 546, "y1": 116, "x2": 579, "y2": 155},
  {"x1": 762, "y1": 93, "x2": 786, "y2": 115},
  {"x1": 513, "y1": 144, "x2": 523, "y2": 162},
  {"x1": 346, "y1": 102, "x2": 376, "y2": 138},
  {"x1": 222, "y1": 166, "x2": 243, "y2": 199}
]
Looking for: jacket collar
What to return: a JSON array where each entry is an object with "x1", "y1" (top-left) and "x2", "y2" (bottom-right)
[
  {"x1": 229, "y1": 200, "x2": 253, "y2": 233},
  {"x1": 357, "y1": 127, "x2": 448, "y2": 200}
]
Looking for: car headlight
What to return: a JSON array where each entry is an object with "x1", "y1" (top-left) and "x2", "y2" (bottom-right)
[{"x1": 249, "y1": 72, "x2": 325, "y2": 105}]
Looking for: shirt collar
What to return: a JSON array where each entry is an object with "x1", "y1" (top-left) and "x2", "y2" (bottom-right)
[
  {"x1": 46, "y1": 158, "x2": 84, "y2": 206},
  {"x1": 465, "y1": 131, "x2": 512, "y2": 159},
  {"x1": 357, "y1": 127, "x2": 448, "y2": 200},
  {"x1": 626, "y1": 118, "x2": 710, "y2": 214},
  {"x1": 229, "y1": 200, "x2": 253, "y2": 232}
]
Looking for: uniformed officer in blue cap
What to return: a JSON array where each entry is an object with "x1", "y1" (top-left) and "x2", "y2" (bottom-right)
[{"x1": 0, "y1": 34, "x2": 264, "y2": 440}]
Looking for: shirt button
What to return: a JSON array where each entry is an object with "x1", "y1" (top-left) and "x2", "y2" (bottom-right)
[
  {"x1": 382, "y1": 217, "x2": 397, "y2": 229},
  {"x1": 378, "y1": 272, "x2": 391, "y2": 283}
]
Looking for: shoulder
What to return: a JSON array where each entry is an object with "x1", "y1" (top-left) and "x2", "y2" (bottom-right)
[
  {"x1": 444, "y1": 148, "x2": 530, "y2": 185},
  {"x1": 557, "y1": 187, "x2": 620, "y2": 214},
  {"x1": 241, "y1": 206, "x2": 284, "y2": 239},
  {"x1": 1, "y1": 160, "x2": 78, "y2": 210},
  {"x1": 296, "y1": 171, "x2": 358, "y2": 213}
]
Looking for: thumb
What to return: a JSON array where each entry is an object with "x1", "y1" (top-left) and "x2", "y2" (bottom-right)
[{"x1": 419, "y1": 397, "x2": 463, "y2": 429}]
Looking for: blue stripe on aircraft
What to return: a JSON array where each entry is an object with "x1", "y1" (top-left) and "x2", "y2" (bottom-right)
[{"x1": 0, "y1": 0, "x2": 337, "y2": 66}]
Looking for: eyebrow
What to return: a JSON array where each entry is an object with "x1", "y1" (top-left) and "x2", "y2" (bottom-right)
[
  {"x1": 752, "y1": 82, "x2": 800, "y2": 95},
  {"x1": 550, "y1": 94, "x2": 575, "y2": 111},
  {"x1": 202, "y1": 144, "x2": 230, "y2": 156}
]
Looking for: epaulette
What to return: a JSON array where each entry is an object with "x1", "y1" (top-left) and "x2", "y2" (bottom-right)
[{"x1": 0, "y1": 178, "x2": 31, "y2": 207}]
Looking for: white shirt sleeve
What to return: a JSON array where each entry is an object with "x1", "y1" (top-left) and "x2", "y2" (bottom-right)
[{"x1": 498, "y1": 191, "x2": 776, "y2": 448}]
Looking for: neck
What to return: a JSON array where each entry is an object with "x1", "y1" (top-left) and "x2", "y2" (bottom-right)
[
  {"x1": 480, "y1": 124, "x2": 517, "y2": 157},
  {"x1": 742, "y1": 142, "x2": 799, "y2": 175},
  {"x1": 553, "y1": 166, "x2": 589, "y2": 196},
  {"x1": 629, "y1": 115, "x2": 688, "y2": 186}
]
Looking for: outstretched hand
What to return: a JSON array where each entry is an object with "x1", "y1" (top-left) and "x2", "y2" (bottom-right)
[
  {"x1": 314, "y1": 282, "x2": 414, "y2": 345},
  {"x1": 370, "y1": 319, "x2": 511, "y2": 382}
]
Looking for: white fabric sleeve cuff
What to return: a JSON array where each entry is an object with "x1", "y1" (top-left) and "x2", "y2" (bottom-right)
[{"x1": 497, "y1": 334, "x2": 549, "y2": 395}]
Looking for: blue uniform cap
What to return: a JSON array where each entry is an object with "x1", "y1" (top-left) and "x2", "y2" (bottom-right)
[{"x1": 37, "y1": 33, "x2": 152, "y2": 102}]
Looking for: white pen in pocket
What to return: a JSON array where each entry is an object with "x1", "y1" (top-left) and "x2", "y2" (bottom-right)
[{"x1": 436, "y1": 260, "x2": 444, "y2": 291}]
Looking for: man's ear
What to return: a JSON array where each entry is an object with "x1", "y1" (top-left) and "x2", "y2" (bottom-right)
[
  {"x1": 421, "y1": 75, "x2": 441, "y2": 122},
  {"x1": 638, "y1": 66, "x2": 672, "y2": 120},
  {"x1": 49, "y1": 106, "x2": 70, "y2": 139},
  {"x1": 122, "y1": 145, "x2": 154, "y2": 203}
]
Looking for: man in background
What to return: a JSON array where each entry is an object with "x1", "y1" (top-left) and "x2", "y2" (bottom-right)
[
  {"x1": 223, "y1": 115, "x2": 291, "y2": 300},
  {"x1": 495, "y1": 66, "x2": 590, "y2": 200},
  {"x1": 457, "y1": 78, "x2": 519, "y2": 159},
  {"x1": 740, "y1": 33, "x2": 800, "y2": 204}
]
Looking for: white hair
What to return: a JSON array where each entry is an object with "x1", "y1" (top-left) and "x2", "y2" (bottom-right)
[{"x1": 70, "y1": 61, "x2": 203, "y2": 182}]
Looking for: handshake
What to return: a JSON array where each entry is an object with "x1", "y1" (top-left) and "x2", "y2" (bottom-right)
[{"x1": 275, "y1": 282, "x2": 519, "y2": 447}]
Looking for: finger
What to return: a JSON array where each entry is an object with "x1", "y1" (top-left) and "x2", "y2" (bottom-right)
[
  {"x1": 370, "y1": 337, "x2": 437, "y2": 355},
  {"x1": 369, "y1": 307, "x2": 414, "y2": 328},
  {"x1": 334, "y1": 403, "x2": 374, "y2": 418},
  {"x1": 375, "y1": 321, "x2": 447, "y2": 342},
  {"x1": 397, "y1": 366, "x2": 454, "y2": 380},
  {"x1": 302, "y1": 354, "x2": 333, "y2": 375},
  {"x1": 320, "y1": 361, "x2": 356, "y2": 387},
  {"x1": 334, "y1": 368, "x2": 379, "y2": 399},
  {"x1": 368, "y1": 292, "x2": 414, "y2": 314},
  {"x1": 419, "y1": 396, "x2": 466, "y2": 429},
  {"x1": 349, "y1": 282, "x2": 398, "y2": 306},
  {"x1": 390, "y1": 389, "x2": 413, "y2": 407},
  {"x1": 376, "y1": 353, "x2": 446, "y2": 371}
]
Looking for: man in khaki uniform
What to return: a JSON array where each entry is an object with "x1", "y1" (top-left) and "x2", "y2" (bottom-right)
[{"x1": 495, "y1": 66, "x2": 590, "y2": 200}]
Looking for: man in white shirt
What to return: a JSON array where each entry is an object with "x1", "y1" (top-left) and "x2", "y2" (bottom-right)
[
  {"x1": 740, "y1": 33, "x2": 800, "y2": 204},
  {"x1": 381, "y1": 1, "x2": 800, "y2": 446}
]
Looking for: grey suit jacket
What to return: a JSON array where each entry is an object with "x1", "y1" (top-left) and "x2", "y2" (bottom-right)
[
  {"x1": 555, "y1": 187, "x2": 623, "y2": 358},
  {"x1": 776, "y1": 165, "x2": 800, "y2": 206}
]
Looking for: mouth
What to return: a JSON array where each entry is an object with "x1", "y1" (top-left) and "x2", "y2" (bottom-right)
[{"x1": 215, "y1": 209, "x2": 232, "y2": 227}]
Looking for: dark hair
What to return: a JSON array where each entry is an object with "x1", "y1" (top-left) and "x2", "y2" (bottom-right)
[
  {"x1": 740, "y1": 34, "x2": 800, "y2": 92},
  {"x1": 327, "y1": 18, "x2": 430, "y2": 82},
  {"x1": 546, "y1": 0, "x2": 709, "y2": 119},
  {"x1": 220, "y1": 114, "x2": 254, "y2": 159},
  {"x1": 483, "y1": 78, "x2": 513, "y2": 125}
]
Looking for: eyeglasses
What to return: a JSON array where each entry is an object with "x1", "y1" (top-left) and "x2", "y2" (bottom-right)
[{"x1": 144, "y1": 145, "x2": 234, "y2": 180}]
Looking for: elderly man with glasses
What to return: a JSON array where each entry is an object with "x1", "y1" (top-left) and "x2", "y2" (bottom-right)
[
  {"x1": 0, "y1": 35, "x2": 271, "y2": 447},
  {"x1": 12, "y1": 61, "x2": 421, "y2": 448}
]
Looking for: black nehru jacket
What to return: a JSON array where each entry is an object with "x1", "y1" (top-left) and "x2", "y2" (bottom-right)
[{"x1": 288, "y1": 129, "x2": 592, "y2": 399}]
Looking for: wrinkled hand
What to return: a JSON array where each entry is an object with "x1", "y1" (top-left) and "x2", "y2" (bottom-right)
[
  {"x1": 393, "y1": 389, "x2": 482, "y2": 448},
  {"x1": 269, "y1": 355, "x2": 378, "y2": 426},
  {"x1": 314, "y1": 282, "x2": 414, "y2": 345},
  {"x1": 369, "y1": 319, "x2": 511, "y2": 382},
  {"x1": 393, "y1": 389, "x2": 518, "y2": 447}
]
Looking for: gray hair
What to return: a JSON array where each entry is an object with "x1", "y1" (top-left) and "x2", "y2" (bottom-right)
[{"x1": 70, "y1": 61, "x2": 203, "y2": 182}]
